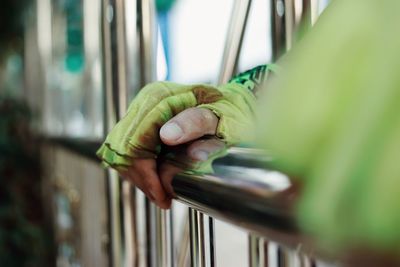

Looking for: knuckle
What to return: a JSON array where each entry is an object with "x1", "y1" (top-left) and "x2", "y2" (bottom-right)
[{"x1": 193, "y1": 108, "x2": 213, "y2": 127}]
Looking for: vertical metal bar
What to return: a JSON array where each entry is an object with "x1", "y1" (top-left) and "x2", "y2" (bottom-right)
[
  {"x1": 208, "y1": 217, "x2": 216, "y2": 267},
  {"x1": 36, "y1": 0, "x2": 53, "y2": 133},
  {"x1": 299, "y1": 253, "x2": 316, "y2": 267},
  {"x1": 138, "y1": 0, "x2": 158, "y2": 85},
  {"x1": 218, "y1": 0, "x2": 252, "y2": 84},
  {"x1": 155, "y1": 209, "x2": 174, "y2": 267},
  {"x1": 249, "y1": 236, "x2": 269, "y2": 267},
  {"x1": 277, "y1": 247, "x2": 288, "y2": 267},
  {"x1": 270, "y1": 0, "x2": 287, "y2": 61},
  {"x1": 249, "y1": 235, "x2": 260, "y2": 267},
  {"x1": 177, "y1": 212, "x2": 190, "y2": 267},
  {"x1": 310, "y1": 0, "x2": 319, "y2": 25},
  {"x1": 101, "y1": 0, "x2": 137, "y2": 266},
  {"x1": 189, "y1": 208, "x2": 206, "y2": 267},
  {"x1": 277, "y1": 246, "x2": 304, "y2": 267},
  {"x1": 137, "y1": 1, "x2": 174, "y2": 267},
  {"x1": 271, "y1": 0, "x2": 314, "y2": 60}
]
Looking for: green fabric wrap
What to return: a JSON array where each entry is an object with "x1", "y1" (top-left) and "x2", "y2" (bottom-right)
[{"x1": 96, "y1": 67, "x2": 275, "y2": 170}]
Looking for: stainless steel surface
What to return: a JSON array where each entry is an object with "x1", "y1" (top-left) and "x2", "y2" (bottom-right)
[
  {"x1": 270, "y1": 0, "x2": 314, "y2": 60},
  {"x1": 138, "y1": 0, "x2": 158, "y2": 85},
  {"x1": 101, "y1": 0, "x2": 137, "y2": 265},
  {"x1": 189, "y1": 208, "x2": 206, "y2": 267},
  {"x1": 153, "y1": 209, "x2": 174, "y2": 267},
  {"x1": 249, "y1": 235, "x2": 269, "y2": 267},
  {"x1": 177, "y1": 213, "x2": 190, "y2": 267},
  {"x1": 277, "y1": 246, "x2": 303, "y2": 267},
  {"x1": 206, "y1": 216, "x2": 216, "y2": 267},
  {"x1": 137, "y1": 1, "x2": 174, "y2": 267},
  {"x1": 299, "y1": 253, "x2": 316, "y2": 267},
  {"x1": 284, "y1": 0, "x2": 310, "y2": 51},
  {"x1": 173, "y1": 149, "x2": 311, "y2": 251},
  {"x1": 36, "y1": 0, "x2": 53, "y2": 133},
  {"x1": 270, "y1": 0, "x2": 287, "y2": 61},
  {"x1": 218, "y1": 0, "x2": 252, "y2": 84}
]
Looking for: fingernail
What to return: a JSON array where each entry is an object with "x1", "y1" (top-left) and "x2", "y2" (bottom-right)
[
  {"x1": 193, "y1": 150, "x2": 209, "y2": 161},
  {"x1": 160, "y1": 122, "x2": 183, "y2": 141}
]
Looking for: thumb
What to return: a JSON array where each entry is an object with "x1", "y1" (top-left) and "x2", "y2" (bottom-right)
[{"x1": 160, "y1": 107, "x2": 218, "y2": 146}]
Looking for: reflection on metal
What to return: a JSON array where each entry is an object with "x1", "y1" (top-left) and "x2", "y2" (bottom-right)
[
  {"x1": 156, "y1": 210, "x2": 174, "y2": 267},
  {"x1": 36, "y1": 0, "x2": 52, "y2": 133},
  {"x1": 277, "y1": 246, "x2": 305, "y2": 267},
  {"x1": 299, "y1": 252, "x2": 316, "y2": 267},
  {"x1": 101, "y1": 0, "x2": 137, "y2": 266},
  {"x1": 270, "y1": 0, "x2": 287, "y2": 61},
  {"x1": 177, "y1": 213, "x2": 190, "y2": 267},
  {"x1": 173, "y1": 149, "x2": 302, "y2": 249},
  {"x1": 138, "y1": 0, "x2": 158, "y2": 85},
  {"x1": 206, "y1": 216, "x2": 216, "y2": 267},
  {"x1": 310, "y1": 0, "x2": 319, "y2": 25},
  {"x1": 189, "y1": 208, "x2": 206, "y2": 267},
  {"x1": 137, "y1": 1, "x2": 174, "y2": 267},
  {"x1": 218, "y1": 0, "x2": 253, "y2": 84},
  {"x1": 249, "y1": 235, "x2": 268, "y2": 267},
  {"x1": 270, "y1": 0, "x2": 314, "y2": 60},
  {"x1": 83, "y1": 0, "x2": 103, "y2": 138}
]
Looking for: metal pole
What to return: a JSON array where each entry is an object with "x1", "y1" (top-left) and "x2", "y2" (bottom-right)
[
  {"x1": 218, "y1": 0, "x2": 253, "y2": 85},
  {"x1": 189, "y1": 208, "x2": 206, "y2": 267},
  {"x1": 249, "y1": 235, "x2": 269, "y2": 267},
  {"x1": 137, "y1": 1, "x2": 174, "y2": 266},
  {"x1": 177, "y1": 211, "x2": 190, "y2": 267},
  {"x1": 156, "y1": 209, "x2": 174, "y2": 267},
  {"x1": 206, "y1": 216, "x2": 216, "y2": 267},
  {"x1": 101, "y1": 0, "x2": 137, "y2": 266},
  {"x1": 270, "y1": 0, "x2": 315, "y2": 60}
]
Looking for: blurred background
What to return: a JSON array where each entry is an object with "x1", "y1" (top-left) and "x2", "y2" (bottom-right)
[{"x1": 0, "y1": 0, "x2": 335, "y2": 266}]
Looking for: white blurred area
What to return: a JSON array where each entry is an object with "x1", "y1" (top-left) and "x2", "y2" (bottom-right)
[
  {"x1": 164, "y1": 0, "x2": 272, "y2": 84},
  {"x1": 166, "y1": 0, "x2": 234, "y2": 83},
  {"x1": 162, "y1": 0, "x2": 331, "y2": 84}
]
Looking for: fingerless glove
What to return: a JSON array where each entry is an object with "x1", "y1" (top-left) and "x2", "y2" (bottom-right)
[{"x1": 97, "y1": 64, "x2": 276, "y2": 171}]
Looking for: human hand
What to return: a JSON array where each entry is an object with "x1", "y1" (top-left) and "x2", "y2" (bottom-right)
[
  {"x1": 97, "y1": 80, "x2": 257, "y2": 209},
  {"x1": 120, "y1": 107, "x2": 225, "y2": 209}
]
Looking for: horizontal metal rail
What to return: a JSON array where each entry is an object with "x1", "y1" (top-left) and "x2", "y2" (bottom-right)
[
  {"x1": 45, "y1": 137, "x2": 316, "y2": 251},
  {"x1": 173, "y1": 149, "x2": 300, "y2": 240}
]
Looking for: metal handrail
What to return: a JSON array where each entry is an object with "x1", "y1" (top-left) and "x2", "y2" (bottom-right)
[
  {"x1": 47, "y1": 137, "x2": 320, "y2": 261},
  {"x1": 173, "y1": 149, "x2": 299, "y2": 240}
]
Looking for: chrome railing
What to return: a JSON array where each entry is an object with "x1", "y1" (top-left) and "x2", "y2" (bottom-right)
[
  {"x1": 100, "y1": 0, "x2": 319, "y2": 267},
  {"x1": 31, "y1": 0, "x2": 330, "y2": 266}
]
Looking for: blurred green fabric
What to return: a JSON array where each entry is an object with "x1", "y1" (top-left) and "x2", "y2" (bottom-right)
[{"x1": 257, "y1": 0, "x2": 400, "y2": 252}]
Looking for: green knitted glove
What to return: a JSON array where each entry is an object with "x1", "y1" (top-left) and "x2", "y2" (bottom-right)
[{"x1": 97, "y1": 65, "x2": 276, "y2": 171}]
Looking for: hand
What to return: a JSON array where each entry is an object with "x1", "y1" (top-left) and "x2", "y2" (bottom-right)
[
  {"x1": 121, "y1": 107, "x2": 224, "y2": 209},
  {"x1": 98, "y1": 81, "x2": 256, "y2": 209}
]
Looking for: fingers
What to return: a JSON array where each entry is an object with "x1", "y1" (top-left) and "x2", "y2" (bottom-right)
[
  {"x1": 121, "y1": 159, "x2": 172, "y2": 209},
  {"x1": 187, "y1": 138, "x2": 225, "y2": 161},
  {"x1": 159, "y1": 163, "x2": 182, "y2": 198},
  {"x1": 160, "y1": 108, "x2": 219, "y2": 146}
]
